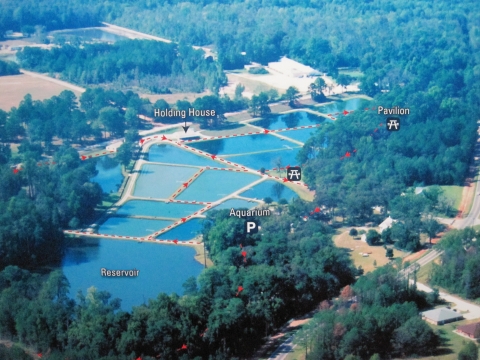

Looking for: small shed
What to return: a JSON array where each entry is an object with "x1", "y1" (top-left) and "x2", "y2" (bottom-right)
[{"x1": 421, "y1": 308, "x2": 464, "y2": 325}]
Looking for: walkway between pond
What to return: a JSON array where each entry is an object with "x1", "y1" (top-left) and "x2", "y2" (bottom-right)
[{"x1": 67, "y1": 128, "x2": 309, "y2": 244}]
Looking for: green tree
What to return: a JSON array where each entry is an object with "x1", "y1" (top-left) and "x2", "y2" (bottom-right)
[
  {"x1": 98, "y1": 106, "x2": 125, "y2": 138},
  {"x1": 386, "y1": 248, "x2": 394, "y2": 259},
  {"x1": 458, "y1": 341, "x2": 479, "y2": 360},
  {"x1": 285, "y1": 86, "x2": 300, "y2": 106},
  {"x1": 308, "y1": 77, "x2": 327, "y2": 101},
  {"x1": 234, "y1": 84, "x2": 245, "y2": 99},
  {"x1": 337, "y1": 74, "x2": 352, "y2": 89},
  {"x1": 392, "y1": 317, "x2": 438, "y2": 356},
  {"x1": 423, "y1": 216, "x2": 442, "y2": 244},
  {"x1": 366, "y1": 229, "x2": 381, "y2": 245}
]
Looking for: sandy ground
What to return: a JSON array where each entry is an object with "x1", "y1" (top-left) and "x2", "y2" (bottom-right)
[
  {"x1": 193, "y1": 241, "x2": 214, "y2": 267},
  {"x1": 221, "y1": 70, "x2": 360, "y2": 98},
  {"x1": 0, "y1": 73, "x2": 84, "y2": 110},
  {"x1": 415, "y1": 281, "x2": 480, "y2": 320},
  {"x1": 102, "y1": 22, "x2": 215, "y2": 59}
]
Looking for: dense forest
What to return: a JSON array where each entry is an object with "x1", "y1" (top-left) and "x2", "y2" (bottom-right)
[
  {"x1": 1, "y1": 0, "x2": 480, "y2": 358},
  {"x1": 2, "y1": 89, "x2": 143, "y2": 147},
  {"x1": 0, "y1": 208, "x2": 443, "y2": 360},
  {"x1": 0, "y1": 146, "x2": 102, "y2": 270},
  {"x1": 17, "y1": 40, "x2": 226, "y2": 93},
  {"x1": 295, "y1": 265, "x2": 439, "y2": 359},
  {"x1": 0, "y1": 0, "x2": 107, "y2": 36}
]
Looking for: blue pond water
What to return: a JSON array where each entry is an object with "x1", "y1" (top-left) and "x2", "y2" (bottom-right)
[
  {"x1": 98, "y1": 217, "x2": 172, "y2": 237},
  {"x1": 316, "y1": 97, "x2": 371, "y2": 114},
  {"x1": 117, "y1": 200, "x2": 203, "y2": 219},
  {"x1": 133, "y1": 164, "x2": 199, "y2": 199},
  {"x1": 91, "y1": 156, "x2": 123, "y2": 193},
  {"x1": 176, "y1": 170, "x2": 260, "y2": 202},
  {"x1": 157, "y1": 218, "x2": 204, "y2": 240},
  {"x1": 148, "y1": 144, "x2": 223, "y2": 167},
  {"x1": 240, "y1": 180, "x2": 298, "y2": 201},
  {"x1": 251, "y1": 111, "x2": 325, "y2": 130},
  {"x1": 189, "y1": 134, "x2": 297, "y2": 156},
  {"x1": 207, "y1": 198, "x2": 258, "y2": 212},
  {"x1": 280, "y1": 127, "x2": 319, "y2": 143},
  {"x1": 53, "y1": 28, "x2": 127, "y2": 42},
  {"x1": 62, "y1": 239, "x2": 203, "y2": 310},
  {"x1": 224, "y1": 148, "x2": 301, "y2": 170}
]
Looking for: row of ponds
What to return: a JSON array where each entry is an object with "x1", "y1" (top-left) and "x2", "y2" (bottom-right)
[{"x1": 63, "y1": 97, "x2": 370, "y2": 310}]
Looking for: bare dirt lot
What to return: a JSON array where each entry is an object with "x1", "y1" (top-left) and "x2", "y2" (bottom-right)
[{"x1": 0, "y1": 74, "x2": 84, "y2": 111}]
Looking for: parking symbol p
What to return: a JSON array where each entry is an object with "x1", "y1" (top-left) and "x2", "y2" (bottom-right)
[{"x1": 244, "y1": 220, "x2": 259, "y2": 234}]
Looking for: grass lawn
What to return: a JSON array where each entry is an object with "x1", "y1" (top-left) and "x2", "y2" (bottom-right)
[
  {"x1": 414, "y1": 320, "x2": 479, "y2": 360},
  {"x1": 100, "y1": 193, "x2": 120, "y2": 209},
  {"x1": 410, "y1": 185, "x2": 463, "y2": 212},
  {"x1": 439, "y1": 185, "x2": 464, "y2": 211},
  {"x1": 333, "y1": 230, "x2": 408, "y2": 273},
  {"x1": 416, "y1": 261, "x2": 435, "y2": 284}
]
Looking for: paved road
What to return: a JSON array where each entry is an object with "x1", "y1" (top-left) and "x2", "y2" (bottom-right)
[
  {"x1": 456, "y1": 130, "x2": 480, "y2": 228},
  {"x1": 20, "y1": 69, "x2": 85, "y2": 93},
  {"x1": 458, "y1": 178, "x2": 480, "y2": 228},
  {"x1": 268, "y1": 336, "x2": 296, "y2": 360},
  {"x1": 400, "y1": 249, "x2": 443, "y2": 278},
  {"x1": 414, "y1": 281, "x2": 480, "y2": 320}
]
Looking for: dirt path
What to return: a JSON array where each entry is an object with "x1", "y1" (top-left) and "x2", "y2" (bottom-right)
[
  {"x1": 0, "y1": 339, "x2": 38, "y2": 359},
  {"x1": 20, "y1": 69, "x2": 85, "y2": 93}
]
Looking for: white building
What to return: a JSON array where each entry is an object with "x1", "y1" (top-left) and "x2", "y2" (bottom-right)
[
  {"x1": 267, "y1": 57, "x2": 321, "y2": 78},
  {"x1": 379, "y1": 216, "x2": 395, "y2": 233}
]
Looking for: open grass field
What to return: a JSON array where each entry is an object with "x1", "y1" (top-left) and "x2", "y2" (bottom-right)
[
  {"x1": 439, "y1": 185, "x2": 464, "y2": 211},
  {"x1": 0, "y1": 74, "x2": 83, "y2": 111},
  {"x1": 416, "y1": 260, "x2": 435, "y2": 284},
  {"x1": 414, "y1": 320, "x2": 479, "y2": 360},
  {"x1": 333, "y1": 230, "x2": 408, "y2": 273}
]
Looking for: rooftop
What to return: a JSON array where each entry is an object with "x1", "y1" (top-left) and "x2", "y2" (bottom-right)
[
  {"x1": 421, "y1": 308, "x2": 463, "y2": 322},
  {"x1": 457, "y1": 322, "x2": 480, "y2": 336}
]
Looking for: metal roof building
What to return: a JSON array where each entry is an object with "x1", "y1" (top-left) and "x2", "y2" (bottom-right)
[{"x1": 421, "y1": 308, "x2": 464, "y2": 325}]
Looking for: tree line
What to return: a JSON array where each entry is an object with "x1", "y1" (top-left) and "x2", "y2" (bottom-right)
[
  {"x1": 0, "y1": 146, "x2": 102, "y2": 270},
  {"x1": 0, "y1": 206, "x2": 357, "y2": 359},
  {"x1": 17, "y1": 40, "x2": 227, "y2": 94},
  {"x1": 0, "y1": 0, "x2": 105, "y2": 39},
  {"x1": 429, "y1": 228, "x2": 480, "y2": 300}
]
